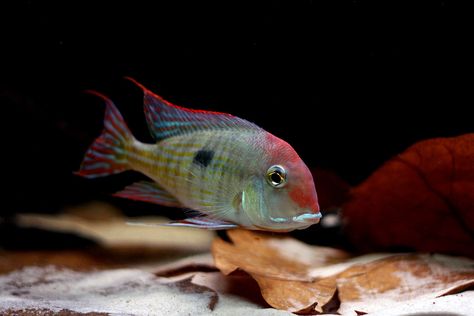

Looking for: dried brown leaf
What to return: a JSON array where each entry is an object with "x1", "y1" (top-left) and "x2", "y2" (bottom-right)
[
  {"x1": 212, "y1": 229, "x2": 349, "y2": 313},
  {"x1": 212, "y1": 229, "x2": 474, "y2": 314},
  {"x1": 336, "y1": 254, "x2": 474, "y2": 314},
  {"x1": 253, "y1": 275, "x2": 338, "y2": 313},
  {"x1": 213, "y1": 229, "x2": 349, "y2": 281},
  {"x1": 191, "y1": 271, "x2": 269, "y2": 307}
]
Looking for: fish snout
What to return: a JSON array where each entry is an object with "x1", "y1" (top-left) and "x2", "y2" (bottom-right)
[{"x1": 292, "y1": 211, "x2": 322, "y2": 223}]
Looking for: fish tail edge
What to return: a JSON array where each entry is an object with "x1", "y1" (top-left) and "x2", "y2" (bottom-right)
[{"x1": 75, "y1": 91, "x2": 133, "y2": 178}]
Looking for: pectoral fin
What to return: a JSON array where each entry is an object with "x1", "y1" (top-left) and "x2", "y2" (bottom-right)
[{"x1": 113, "y1": 181, "x2": 181, "y2": 207}]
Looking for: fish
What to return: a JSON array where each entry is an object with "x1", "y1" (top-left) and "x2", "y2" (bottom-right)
[{"x1": 76, "y1": 78, "x2": 322, "y2": 231}]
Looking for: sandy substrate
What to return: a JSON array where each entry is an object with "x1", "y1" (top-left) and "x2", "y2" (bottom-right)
[
  {"x1": 3, "y1": 211, "x2": 472, "y2": 315},
  {"x1": 0, "y1": 261, "x2": 473, "y2": 316}
]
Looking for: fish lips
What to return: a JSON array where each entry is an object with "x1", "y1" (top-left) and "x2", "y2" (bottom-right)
[
  {"x1": 262, "y1": 211, "x2": 322, "y2": 231},
  {"x1": 292, "y1": 211, "x2": 322, "y2": 223},
  {"x1": 291, "y1": 212, "x2": 322, "y2": 230}
]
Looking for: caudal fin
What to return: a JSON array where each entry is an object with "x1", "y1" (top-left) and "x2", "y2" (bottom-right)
[{"x1": 76, "y1": 91, "x2": 133, "y2": 178}]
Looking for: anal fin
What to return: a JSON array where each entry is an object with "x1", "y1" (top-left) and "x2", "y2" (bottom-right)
[
  {"x1": 164, "y1": 217, "x2": 238, "y2": 230},
  {"x1": 113, "y1": 181, "x2": 181, "y2": 207},
  {"x1": 127, "y1": 216, "x2": 238, "y2": 230}
]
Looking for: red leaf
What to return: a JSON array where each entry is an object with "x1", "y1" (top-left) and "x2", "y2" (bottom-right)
[{"x1": 343, "y1": 134, "x2": 474, "y2": 257}]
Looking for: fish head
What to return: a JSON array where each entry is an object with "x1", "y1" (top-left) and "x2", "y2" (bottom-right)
[{"x1": 239, "y1": 133, "x2": 321, "y2": 232}]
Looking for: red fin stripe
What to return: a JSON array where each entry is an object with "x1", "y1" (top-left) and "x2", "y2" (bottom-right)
[
  {"x1": 125, "y1": 77, "x2": 261, "y2": 140},
  {"x1": 76, "y1": 92, "x2": 133, "y2": 179}
]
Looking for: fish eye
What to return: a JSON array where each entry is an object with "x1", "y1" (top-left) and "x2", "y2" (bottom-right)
[{"x1": 266, "y1": 165, "x2": 287, "y2": 188}]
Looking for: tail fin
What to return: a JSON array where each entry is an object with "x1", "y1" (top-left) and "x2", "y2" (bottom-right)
[{"x1": 76, "y1": 91, "x2": 133, "y2": 178}]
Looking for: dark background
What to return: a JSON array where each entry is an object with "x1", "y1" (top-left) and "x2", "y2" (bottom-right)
[{"x1": 1, "y1": 0, "x2": 472, "y2": 222}]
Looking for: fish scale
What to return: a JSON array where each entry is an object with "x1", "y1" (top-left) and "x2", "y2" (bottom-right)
[
  {"x1": 77, "y1": 79, "x2": 322, "y2": 231},
  {"x1": 129, "y1": 130, "x2": 264, "y2": 216}
]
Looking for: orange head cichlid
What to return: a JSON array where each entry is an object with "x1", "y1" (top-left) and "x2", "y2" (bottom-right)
[{"x1": 77, "y1": 78, "x2": 321, "y2": 232}]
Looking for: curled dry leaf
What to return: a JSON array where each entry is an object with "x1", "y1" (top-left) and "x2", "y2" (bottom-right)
[
  {"x1": 343, "y1": 134, "x2": 474, "y2": 258},
  {"x1": 212, "y1": 229, "x2": 350, "y2": 313},
  {"x1": 212, "y1": 229, "x2": 350, "y2": 281},
  {"x1": 336, "y1": 254, "x2": 474, "y2": 314},
  {"x1": 212, "y1": 229, "x2": 474, "y2": 314}
]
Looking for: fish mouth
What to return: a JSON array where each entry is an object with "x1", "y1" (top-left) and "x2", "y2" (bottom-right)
[
  {"x1": 268, "y1": 211, "x2": 322, "y2": 225},
  {"x1": 256, "y1": 211, "x2": 322, "y2": 232},
  {"x1": 292, "y1": 211, "x2": 322, "y2": 223}
]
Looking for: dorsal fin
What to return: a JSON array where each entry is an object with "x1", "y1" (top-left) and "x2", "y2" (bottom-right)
[{"x1": 125, "y1": 77, "x2": 261, "y2": 140}]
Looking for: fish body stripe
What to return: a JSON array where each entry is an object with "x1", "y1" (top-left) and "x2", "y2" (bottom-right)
[{"x1": 127, "y1": 130, "x2": 265, "y2": 212}]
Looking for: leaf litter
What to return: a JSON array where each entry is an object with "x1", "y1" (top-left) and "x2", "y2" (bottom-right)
[{"x1": 212, "y1": 229, "x2": 474, "y2": 314}]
